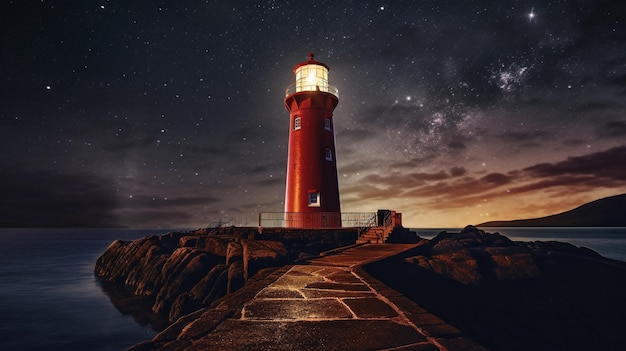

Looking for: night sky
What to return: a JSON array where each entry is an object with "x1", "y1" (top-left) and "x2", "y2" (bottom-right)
[{"x1": 2, "y1": 1, "x2": 625, "y2": 228}]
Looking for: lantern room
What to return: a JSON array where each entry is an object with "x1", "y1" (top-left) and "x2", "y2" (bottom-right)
[{"x1": 288, "y1": 52, "x2": 338, "y2": 97}]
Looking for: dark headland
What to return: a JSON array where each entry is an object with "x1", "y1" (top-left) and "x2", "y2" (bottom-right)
[
  {"x1": 95, "y1": 224, "x2": 626, "y2": 350},
  {"x1": 479, "y1": 193, "x2": 626, "y2": 227}
]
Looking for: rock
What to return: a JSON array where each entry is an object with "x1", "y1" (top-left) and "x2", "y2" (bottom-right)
[
  {"x1": 153, "y1": 249, "x2": 221, "y2": 315},
  {"x1": 201, "y1": 268, "x2": 228, "y2": 305},
  {"x1": 484, "y1": 232, "x2": 514, "y2": 246},
  {"x1": 206, "y1": 226, "x2": 257, "y2": 239},
  {"x1": 226, "y1": 241, "x2": 243, "y2": 265},
  {"x1": 525, "y1": 240, "x2": 601, "y2": 258},
  {"x1": 191, "y1": 227, "x2": 210, "y2": 235},
  {"x1": 227, "y1": 261, "x2": 245, "y2": 293},
  {"x1": 404, "y1": 226, "x2": 543, "y2": 285},
  {"x1": 169, "y1": 294, "x2": 200, "y2": 323},
  {"x1": 189, "y1": 263, "x2": 228, "y2": 305},
  {"x1": 132, "y1": 250, "x2": 168, "y2": 296},
  {"x1": 179, "y1": 236, "x2": 198, "y2": 247},
  {"x1": 242, "y1": 239, "x2": 289, "y2": 280},
  {"x1": 196, "y1": 236, "x2": 230, "y2": 256},
  {"x1": 423, "y1": 249, "x2": 482, "y2": 285},
  {"x1": 402, "y1": 225, "x2": 616, "y2": 286},
  {"x1": 485, "y1": 246, "x2": 540, "y2": 280}
]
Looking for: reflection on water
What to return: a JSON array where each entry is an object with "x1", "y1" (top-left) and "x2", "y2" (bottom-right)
[{"x1": 95, "y1": 276, "x2": 169, "y2": 331}]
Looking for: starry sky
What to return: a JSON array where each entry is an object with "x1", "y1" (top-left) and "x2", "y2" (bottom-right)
[{"x1": 1, "y1": 0, "x2": 625, "y2": 228}]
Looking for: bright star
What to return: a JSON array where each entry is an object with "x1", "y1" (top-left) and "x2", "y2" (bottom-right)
[{"x1": 528, "y1": 7, "x2": 535, "y2": 23}]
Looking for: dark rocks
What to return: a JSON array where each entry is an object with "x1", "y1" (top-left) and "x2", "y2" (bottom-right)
[
  {"x1": 485, "y1": 246, "x2": 540, "y2": 281},
  {"x1": 366, "y1": 225, "x2": 626, "y2": 351},
  {"x1": 409, "y1": 248, "x2": 482, "y2": 285},
  {"x1": 226, "y1": 241, "x2": 243, "y2": 265},
  {"x1": 178, "y1": 236, "x2": 197, "y2": 248},
  {"x1": 196, "y1": 236, "x2": 230, "y2": 256},
  {"x1": 405, "y1": 226, "x2": 541, "y2": 285},
  {"x1": 153, "y1": 249, "x2": 222, "y2": 315},
  {"x1": 94, "y1": 227, "x2": 358, "y2": 325},
  {"x1": 94, "y1": 231, "x2": 268, "y2": 323},
  {"x1": 404, "y1": 225, "x2": 615, "y2": 286},
  {"x1": 189, "y1": 264, "x2": 227, "y2": 303},
  {"x1": 227, "y1": 261, "x2": 245, "y2": 293},
  {"x1": 242, "y1": 239, "x2": 289, "y2": 280}
]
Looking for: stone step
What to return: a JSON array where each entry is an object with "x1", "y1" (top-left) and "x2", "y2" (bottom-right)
[{"x1": 357, "y1": 227, "x2": 390, "y2": 244}]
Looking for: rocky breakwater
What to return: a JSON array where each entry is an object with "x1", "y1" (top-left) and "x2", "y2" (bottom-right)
[
  {"x1": 367, "y1": 225, "x2": 626, "y2": 351},
  {"x1": 406, "y1": 225, "x2": 545, "y2": 285},
  {"x1": 94, "y1": 227, "x2": 357, "y2": 324}
]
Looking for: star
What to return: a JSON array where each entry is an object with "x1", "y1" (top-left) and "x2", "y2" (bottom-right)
[{"x1": 528, "y1": 7, "x2": 536, "y2": 23}]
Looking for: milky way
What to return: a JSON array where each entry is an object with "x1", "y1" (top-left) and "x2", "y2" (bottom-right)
[{"x1": 1, "y1": 1, "x2": 625, "y2": 227}]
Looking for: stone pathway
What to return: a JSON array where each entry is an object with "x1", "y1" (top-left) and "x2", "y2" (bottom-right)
[{"x1": 182, "y1": 244, "x2": 488, "y2": 351}]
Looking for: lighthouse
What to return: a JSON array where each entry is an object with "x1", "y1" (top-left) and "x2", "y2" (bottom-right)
[{"x1": 284, "y1": 53, "x2": 341, "y2": 228}]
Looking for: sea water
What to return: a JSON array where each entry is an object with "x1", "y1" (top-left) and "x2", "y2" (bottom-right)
[
  {"x1": 412, "y1": 227, "x2": 626, "y2": 262},
  {"x1": 0, "y1": 228, "x2": 179, "y2": 351},
  {"x1": 0, "y1": 227, "x2": 625, "y2": 350}
]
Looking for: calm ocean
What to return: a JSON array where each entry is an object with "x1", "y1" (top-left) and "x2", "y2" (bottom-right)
[
  {"x1": 0, "y1": 227, "x2": 625, "y2": 350},
  {"x1": 0, "y1": 228, "x2": 178, "y2": 351}
]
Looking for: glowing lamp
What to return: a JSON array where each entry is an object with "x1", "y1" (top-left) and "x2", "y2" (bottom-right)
[{"x1": 287, "y1": 52, "x2": 338, "y2": 97}]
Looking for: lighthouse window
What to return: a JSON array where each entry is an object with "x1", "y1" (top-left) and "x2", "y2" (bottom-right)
[
  {"x1": 325, "y1": 148, "x2": 333, "y2": 161},
  {"x1": 308, "y1": 192, "x2": 320, "y2": 207},
  {"x1": 294, "y1": 117, "x2": 301, "y2": 130},
  {"x1": 324, "y1": 118, "x2": 331, "y2": 130}
]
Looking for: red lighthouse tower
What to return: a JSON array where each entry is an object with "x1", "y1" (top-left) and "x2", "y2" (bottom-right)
[{"x1": 284, "y1": 53, "x2": 341, "y2": 228}]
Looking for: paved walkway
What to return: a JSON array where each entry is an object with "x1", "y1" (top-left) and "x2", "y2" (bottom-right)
[{"x1": 178, "y1": 244, "x2": 488, "y2": 351}]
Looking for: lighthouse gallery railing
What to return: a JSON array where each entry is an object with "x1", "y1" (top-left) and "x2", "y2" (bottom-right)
[{"x1": 285, "y1": 83, "x2": 339, "y2": 98}]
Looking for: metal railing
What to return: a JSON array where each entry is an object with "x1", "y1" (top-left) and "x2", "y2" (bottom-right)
[
  {"x1": 258, "y1": 212, "x2": 377, "y2": 229},
  {"x1": 285, "y1": 83, "x2": 339, "y2": 98}
]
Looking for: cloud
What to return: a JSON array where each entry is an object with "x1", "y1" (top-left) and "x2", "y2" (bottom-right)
[
  {"x1": 449, "y1": 167, "x2": 467, "y2": 177},
  {"x1": 0, "y1": 166, "x2": 226, "y2": 228},
  {"x1": 493, "y1": 130, "x2": 549, "y2": 143},
  {"x1": 114, "y1": 209, "x2": 195, "y2": 228},
  {"x1": 562, "y1": 139, "x2": 587, "y2": 147},
  {"x1": 522, "y1": 146, "x2": 626, "y2": 180},
  {"x1": 447, "y1": 140, "x2": 466, "y2": 150},
  {"x1": 0, "y1": 167, "x2": 120, "y2": 227},
  {"x1": 253, "y1": 177, "x2": 284, "y2": 187},
  {"x1": 597, "y1": 121, "x2": 626, "y2": 138},
  {"x1": 118, "y1": 195, "x2": 220, "y2": 208},
  {"x1": 609, "y1": 74, "x2": 626, "y2": 90},
  {"x1": 400, "y1": 172, "x2": 514, "y2": 202},
  {"x1": 342, "y1": 146, "x2": 626, "y2": 216}
]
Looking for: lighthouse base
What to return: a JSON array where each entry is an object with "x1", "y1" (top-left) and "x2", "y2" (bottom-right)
[{"x1": 283, "y1": 212, "x2": 341, "y2": 228}]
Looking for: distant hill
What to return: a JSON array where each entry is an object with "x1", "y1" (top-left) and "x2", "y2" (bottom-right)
[{"x1": 479, "y1": 194, "x2": 626, "y2": 227}]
